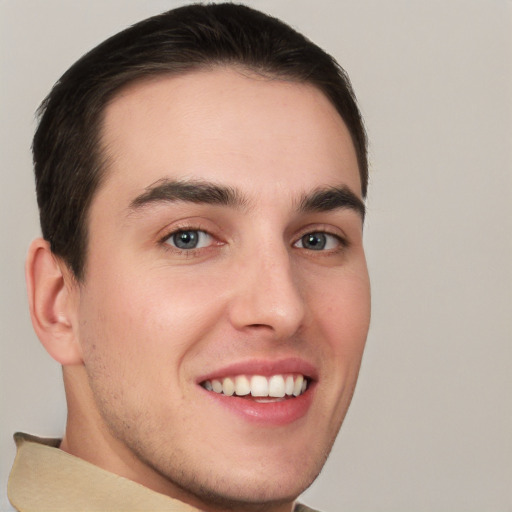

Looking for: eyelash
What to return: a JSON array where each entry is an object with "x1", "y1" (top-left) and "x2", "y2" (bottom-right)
[{"x1": 158, "y1": 225, "x2": 349, "y2": 256}]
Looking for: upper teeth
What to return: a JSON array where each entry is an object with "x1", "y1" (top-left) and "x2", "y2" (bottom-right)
[{"x1": 202, "y1": 374, "x2": 308, "y2": 398}]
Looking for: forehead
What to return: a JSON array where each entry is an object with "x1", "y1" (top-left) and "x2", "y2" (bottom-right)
[{"x1": 97, "y1": 68, "x2": 361, "y2": 206}]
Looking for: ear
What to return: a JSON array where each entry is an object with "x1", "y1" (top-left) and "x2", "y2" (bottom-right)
[{"x1": 26, "y1": 238, "x2": 84, "y2": 365}]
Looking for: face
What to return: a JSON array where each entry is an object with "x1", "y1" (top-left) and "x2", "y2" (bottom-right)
[{"x1": 73, "y1": 68, "x2": 370, "y2": 511}]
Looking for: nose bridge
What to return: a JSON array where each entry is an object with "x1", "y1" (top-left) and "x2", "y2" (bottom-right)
[{"x1": 229, "y1": 236, "x2": 305, "y2": 339}]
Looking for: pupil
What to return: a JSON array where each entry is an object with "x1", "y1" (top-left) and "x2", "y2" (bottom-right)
[
  {"x1": 173, "y1": 231, "x2": 198, "y2": 249},
  {"x1": 303, "y1": 233, "x2": 326, "y2": 250}
]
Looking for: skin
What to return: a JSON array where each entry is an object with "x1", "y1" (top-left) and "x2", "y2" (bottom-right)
[{"x1": 28, "y1": 68, "x2": 371, "y2": 512}]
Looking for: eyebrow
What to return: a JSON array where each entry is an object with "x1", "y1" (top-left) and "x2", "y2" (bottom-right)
[
  {"x1": 298, "y1": 186, "x2": 366, "y2": 219},
  {"x1": 128, "y1": 178, "x2": 365, "y2": 219},
  {"x1": 129, "y1": 179, "x2": 247, "y2": 211}
]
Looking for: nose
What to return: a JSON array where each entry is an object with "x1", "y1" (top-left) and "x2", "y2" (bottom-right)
[{"x1": 228, "y1": 243, "x2": 306, "y2": 340}]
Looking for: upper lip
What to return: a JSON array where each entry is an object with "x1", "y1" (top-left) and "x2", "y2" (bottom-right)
[{"x1": 196, "y1": 357, "x2": 318, "y2": 384}]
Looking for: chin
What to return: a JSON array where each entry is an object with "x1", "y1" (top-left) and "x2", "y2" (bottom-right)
[
  {"x1": 151, "y1": 443, "x2": 328, "y2": 512},
  {"x1": 172, "y1": 470, "x2": 316, "y2": 512}
]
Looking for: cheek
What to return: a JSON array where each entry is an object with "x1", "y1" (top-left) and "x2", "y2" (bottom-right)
[
  {"x1": 311, "y1": 267, "x2": 371, "y2": 359},
  {"x1": 77, "y1": 265, "x2": 228, "y2": 378},
  {"x1": 302, "y1": 267, "x2": 370, "y2": 433}
]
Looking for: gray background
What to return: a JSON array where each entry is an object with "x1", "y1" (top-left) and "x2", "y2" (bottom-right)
[{"x1": 1, "y1": 1, "x2": 511, "y2": 511}]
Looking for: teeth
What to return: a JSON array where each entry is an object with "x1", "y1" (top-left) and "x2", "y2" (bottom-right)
[
  {"x1": 251, "y1": 375, "x2": 269, "y2": 397},
  {"x1": 235, "y1": 375, "x2": 250, "y2": 396},
  {"x1": 285, "y1": 375, "x2": 294, "y2": 396},
  {"x1": 222, "y1": 377, "x2": 235, "y2": 396},
  {"x1": 268, "y1": 375, "x2": 285, "y2": 397},
  {"x1": 293, "y1": 375, "x2": 304, "y2": 397},
  {"x1": 203, "y1": 374, "x2": 309, "y2": 398}
]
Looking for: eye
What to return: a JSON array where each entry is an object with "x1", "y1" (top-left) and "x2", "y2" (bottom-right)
[
  {"x1": 294, "y1": 232, "x2": 342, "y2": 251},
  {"x1": 165, "y1": 230, "x2": 213, "y2": 250}
]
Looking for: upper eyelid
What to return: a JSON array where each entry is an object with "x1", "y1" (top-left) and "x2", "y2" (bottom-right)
[
  {"x1": 293, "y1": 231, "x2": 347, "y2": 248},
  {"x1": 162, "y1": 227, "x2": 210, "y2": 238},
  {"x1": 292, "y1": 224, "x2": 349, "y2": 242},
  {"x1": 157, "y1": 220, "x2": 218, "y2": 243}
]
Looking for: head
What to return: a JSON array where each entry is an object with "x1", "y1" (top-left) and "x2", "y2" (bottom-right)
[{"x1": 27, "y1": 4, "x2": 370, "y2": 512}]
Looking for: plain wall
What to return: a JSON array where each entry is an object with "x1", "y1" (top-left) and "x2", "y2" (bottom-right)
[{"x1": 1, "y1": 1, "x2": 511, "y2": 511}]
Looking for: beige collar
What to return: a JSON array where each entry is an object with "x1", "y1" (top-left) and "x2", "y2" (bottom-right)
[
  {"x1": 8, "y1": 433, "x2": 317, "y2": 512},
  {"x1": 8, "y1": 432, "x2": 203, "y2": 511}
]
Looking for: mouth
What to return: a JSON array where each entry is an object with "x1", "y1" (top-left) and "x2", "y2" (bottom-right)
[
  {"x1": 201, "y1": 374, "x2": 310, "y2": 402},
  {"x1": 197, "y1": 358, "x2": 317, "y2": 425}
]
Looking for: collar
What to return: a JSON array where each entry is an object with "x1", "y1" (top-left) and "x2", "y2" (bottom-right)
[
  {"x1": 8, "y1": 432, "x2": 201, "y2": 511},
  {"x1": 8, "y1": 433, "x2": 317, "y2": 512}
]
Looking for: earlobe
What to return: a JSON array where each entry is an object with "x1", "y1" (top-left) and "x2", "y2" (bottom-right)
[{"x1": 26, "y1": 238, "x2": 84, "y2": 365}]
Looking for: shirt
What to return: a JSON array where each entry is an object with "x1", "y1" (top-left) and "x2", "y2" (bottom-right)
[{"x1": 8, "y1": 433, "x2": 319, "y2": 512}]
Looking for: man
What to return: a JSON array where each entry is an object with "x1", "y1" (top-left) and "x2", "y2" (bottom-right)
[{"x1": 8, "y1": 3, "x2": 370, "y2": 511}]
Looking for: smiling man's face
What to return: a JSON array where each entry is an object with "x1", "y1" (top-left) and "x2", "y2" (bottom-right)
[{"x1": 68, "y1": 68, "x2": 371, "y2": 511}]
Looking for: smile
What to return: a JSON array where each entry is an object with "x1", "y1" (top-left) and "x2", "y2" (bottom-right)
[{"x1": 201, "y1": 374, "x2": 309, "y2": 399}]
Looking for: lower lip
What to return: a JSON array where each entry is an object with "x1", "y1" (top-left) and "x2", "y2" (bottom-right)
[{"x1": 200, "y1": 384, "x2": 315, "y2": 426}]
